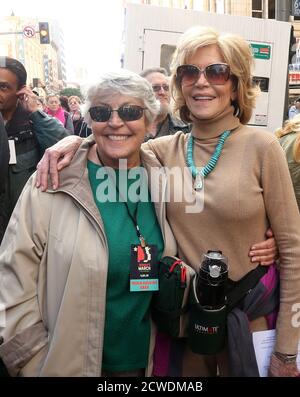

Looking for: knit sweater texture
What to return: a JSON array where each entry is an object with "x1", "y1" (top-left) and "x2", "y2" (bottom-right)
[{"x1": 144, "y1": 109, "x2": 300, "y2": 354}]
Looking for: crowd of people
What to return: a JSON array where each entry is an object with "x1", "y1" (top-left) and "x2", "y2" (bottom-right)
[
  {"x1": 0, "y1": 56, "x2": 70, "y2": 242},
  {"x1": 0, "y1": 24, "x2": 300, "y2": 378}
]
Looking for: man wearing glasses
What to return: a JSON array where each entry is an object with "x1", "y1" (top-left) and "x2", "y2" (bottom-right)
[{"x1": 140, "y1": 67, "x2": 190, "y2": 140}]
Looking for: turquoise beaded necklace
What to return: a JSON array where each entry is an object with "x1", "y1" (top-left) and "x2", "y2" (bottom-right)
[{"x1": 186, "y1": 130, "x2": 231, "y2": 190}]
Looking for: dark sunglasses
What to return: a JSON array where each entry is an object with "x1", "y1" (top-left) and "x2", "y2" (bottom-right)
[
  {"x1": 89, "y1": 105, "x2": 146, "y2": 122},
  {"x1": 152, "y1": 84, "x2": 169, "y2": 92},
  {"x1": 176, "y1": 63, "x2": 231, "y2": 86}
]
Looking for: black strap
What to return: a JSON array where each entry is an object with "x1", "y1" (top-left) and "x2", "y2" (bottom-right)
[
  {"x1": 116, "y1": 187, "x2": 144, "y2": 245},
  {"x1": 152, "y1": 304, "x2": 190, "y2": 319},
  {"x1": 64, "y1": 111, "x2": 69, "y2": 127},
  {"x1": 226, "y1": 265, "x2": 268, "y2": 312},
  {"x1": 96, "y1": 149, "x2": 145, "y2": 245},
  {"x1": 8, "y1": 129, "x2": 35, "y2": 143}
]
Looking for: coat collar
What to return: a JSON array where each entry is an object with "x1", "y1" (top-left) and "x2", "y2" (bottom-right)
[{"x1": 48, "y1": 136, "x2": 168, "y2": 232}]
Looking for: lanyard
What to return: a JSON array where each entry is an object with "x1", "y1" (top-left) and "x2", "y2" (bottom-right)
[{"x1": 96, "y1": 149, "x2": 146, "y2": 247}]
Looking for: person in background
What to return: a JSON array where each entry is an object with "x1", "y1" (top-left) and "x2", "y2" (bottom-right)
[
  {"x1": 68, "y1": 95, "x2": 92, "y2": 137},
  {"x1": 46, "y1": 94, "x2": 74, "y2": 133},
  {"x1": 288, "y1": 97, "x2": 300, "y2": 119},
  {"x1": 68, "y1": 95, "x2": 81, "y2": 115},
  {"x1": 140, "y1": 67, "x2": 190, "y2": 140},
  {"x1": 0, "y1": 56, "x2": 70, "y2": 243},
  {"x1": 32, "y1": 79, "x2": 46, "y2": 98},
  {"x1": 35, "y1": 26, "x2": 299, "y2": 378},
  {"x1": 31, "y1": 90, "x2": 46, "y2": 111},
  {"x1": 276, "y1": 114, "x2": 300, "y2": 211},
  {"x1": 59, "y1": 95, "x2": 71, "y2": 113},
  {"x1": 36, "y1": 96, "x2": 45, "y2": 111}
]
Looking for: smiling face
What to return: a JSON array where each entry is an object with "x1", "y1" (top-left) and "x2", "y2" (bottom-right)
[
  {"x1": 181, "y1": 44, "x2": 236, "y2": 123},
  {"x1": 90, "y1": 94, "x2": 148, "y2": 169}
]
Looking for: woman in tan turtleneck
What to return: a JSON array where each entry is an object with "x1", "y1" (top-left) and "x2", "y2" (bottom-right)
[
  {"x1": 35, "y1": 27, "x2": 299, "y2": 377},
  {"x1": 144, "y1": 26, "x2": 300, "y2": 377}
]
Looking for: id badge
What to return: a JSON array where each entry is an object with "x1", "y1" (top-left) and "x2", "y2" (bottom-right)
[
  {"x1": 8, "y1": 140, "x2": 17, "y2": 164},
  {"x1": 130, "y1": 244, "x2": 159, "y2": 292}
]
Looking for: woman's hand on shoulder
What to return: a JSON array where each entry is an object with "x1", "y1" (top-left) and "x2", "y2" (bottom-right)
[{"x1": 36, "y1": 135, "x2": 83, "y2": 191}]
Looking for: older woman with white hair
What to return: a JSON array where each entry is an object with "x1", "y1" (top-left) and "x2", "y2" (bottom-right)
[
  {"x1": 0, "y1": 70, "x2": 177, "y2": 376},
  {"x1": 33, "y1": 25, "x2": 300, "y2": 378}
]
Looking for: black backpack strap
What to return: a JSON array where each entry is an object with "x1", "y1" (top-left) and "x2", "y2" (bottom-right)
[
  {"x1": 64, "y1": 111, "x2": 69, "y2": 127},
  {"x1": 152, "y1": 304, "x2": 190, "y2": 320},
  {"x1": 226, "y1": 265, "x2": 268, "y2": 312}
]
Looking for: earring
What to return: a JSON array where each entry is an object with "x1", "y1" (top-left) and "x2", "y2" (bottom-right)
[
  {"x1": 231, "y1": 100, "x2": 240, "y2": 117},
  {"x1": 234, "y1": 105, "x2": 240, "y2": 117}
]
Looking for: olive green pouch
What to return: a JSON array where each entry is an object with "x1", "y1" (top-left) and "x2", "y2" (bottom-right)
[{"x1": 151, "y1": 256, "x2": 195, "y2": 338}]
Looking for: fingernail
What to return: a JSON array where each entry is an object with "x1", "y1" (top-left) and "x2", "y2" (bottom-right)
[
  {"x1": 53, "y1": 184, "x2": 57, "y2": 190},
  {"x1": 36, "y1": 181, "x2": 40, "y2": 188},
  {"x1": 251, "y1": 257, "x2": 257, "y2": 262},
  {"x1": 251, "y1": 246, "x2": 256, "y2": 250},
  {"x1": 249, "y1": 251, "x2": 254, "y2": 256}
]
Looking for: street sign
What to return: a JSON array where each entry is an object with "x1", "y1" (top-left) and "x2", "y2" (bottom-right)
[
  {"x1": 250, "y1": 43, "x2": 271, "y2": 60},
  {"x1": 23, "y1": 26, "x2": 35, "y2": 38},
  {"x1": 292, "y1": 0, "x2": 300, "y2": 17}
]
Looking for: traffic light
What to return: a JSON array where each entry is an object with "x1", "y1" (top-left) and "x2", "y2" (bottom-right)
[
  {"x1": 289, "y1": 25, "x2": 297, "y2": 65},
  {"x1": 39, "y1": 22, "x2": 50, "y2": 45}
]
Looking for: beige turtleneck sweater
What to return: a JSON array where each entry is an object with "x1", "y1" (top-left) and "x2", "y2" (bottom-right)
[{"x1": 143, "y1": 108, "x2": 300, "y2": 354}]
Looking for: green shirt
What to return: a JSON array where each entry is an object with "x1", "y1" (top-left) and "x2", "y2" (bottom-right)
[{"x1": 88, "y1": 160, "x2": 164, "y2": 372}]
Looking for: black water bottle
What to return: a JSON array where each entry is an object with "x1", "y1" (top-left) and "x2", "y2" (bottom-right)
[
  {"x1": 197, "y1": 250, "x2": 228, "y2": 309},
  {"x1": 188, "y1": 250, "x2": 228, "y2": 355}
]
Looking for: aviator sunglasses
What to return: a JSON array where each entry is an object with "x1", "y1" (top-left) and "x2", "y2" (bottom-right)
[
  {"x1": 89, "y1": 104, "x2": 147, "y2": 122},
  {"x1": 176, "y1": 63, "x2": 231, "y2": 86}
]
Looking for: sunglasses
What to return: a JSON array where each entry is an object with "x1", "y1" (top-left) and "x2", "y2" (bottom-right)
[
  {"x1": 152, "y1": 84, "x2": 169, "y2": 92},
  {"x1": 176, "y1": 63, "x2": 231, "y2": 86},
  {"x1": 89, "y1": 105, "x2": 146, "y2": 122}
]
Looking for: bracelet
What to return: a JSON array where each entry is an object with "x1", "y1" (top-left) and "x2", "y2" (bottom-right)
[{"x1": 274, "y1": 351, "x2": 297, "y2": 363}]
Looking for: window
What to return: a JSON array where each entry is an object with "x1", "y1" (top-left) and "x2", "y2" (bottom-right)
[
  {"x1": 268, "y1": 0, "x2": 275, "y2": 19},
  {"x1": 252, "y1": 0, "x2": 275, "y2": 19},
  {"x1": 252, "y1": 0, "x2": 262, "y2": 18},
  {"x1": 160, "y1": 44, "x2": 176, "y2": 74}
]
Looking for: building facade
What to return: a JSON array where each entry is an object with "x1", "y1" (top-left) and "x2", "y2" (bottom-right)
[
  {"x1": 0, "y1": 15, "x2": 66, "y2": 94},
  {"x1": 126, "y1": 0, "x2": 272, "y2": 17},
  {"x1": 126, "y1": 1, "x2": 299, "y2": 88}
]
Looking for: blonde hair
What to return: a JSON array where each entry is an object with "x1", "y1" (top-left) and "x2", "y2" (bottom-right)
[
  {"x1": 170, "y1": 26, "x2": 260, "y2": 124},
  {"x1": 276, "y1": 114, "x2": 300, "y2": 162},
  {"x1": 68, "y1": 95, "x2": 81, "y2": 104}
]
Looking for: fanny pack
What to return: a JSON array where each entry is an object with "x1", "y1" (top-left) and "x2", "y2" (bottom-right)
[
  {"x1": 151, "y1": 256, "x2": 195, "y2": 338},
  {"x1": 226, "y1": 264, "x2": 268, "y2": 312}
]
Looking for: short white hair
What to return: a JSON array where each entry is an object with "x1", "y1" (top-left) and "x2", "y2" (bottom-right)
[{"x1": 84, "y1": 69, "x2": 160, "y2": 126}]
